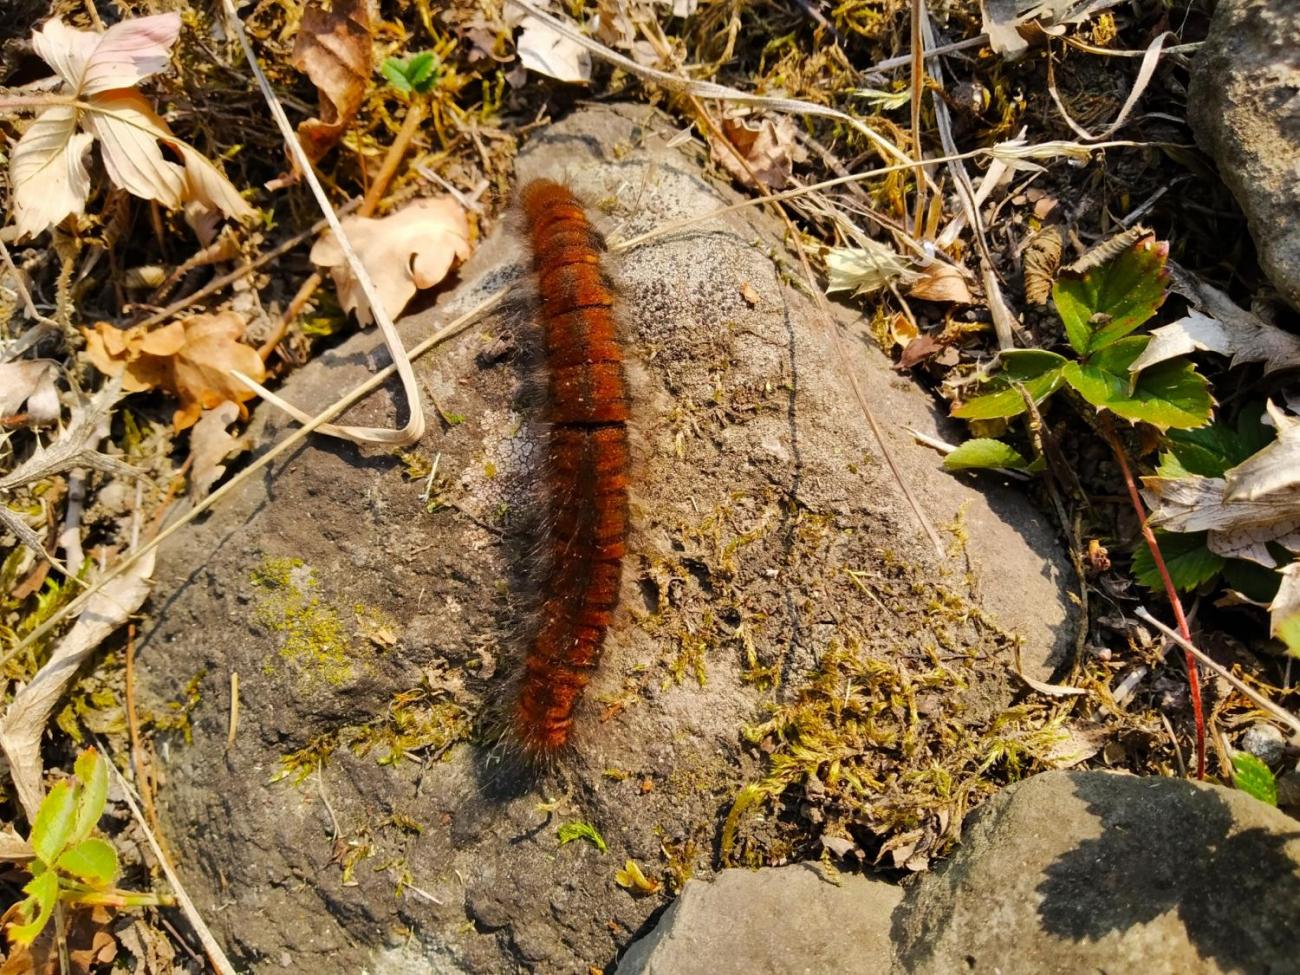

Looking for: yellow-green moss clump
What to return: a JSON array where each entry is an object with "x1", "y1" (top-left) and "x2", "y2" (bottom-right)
[{"x1": 251, "y1": 557, "x2": 366, "y2": 686}]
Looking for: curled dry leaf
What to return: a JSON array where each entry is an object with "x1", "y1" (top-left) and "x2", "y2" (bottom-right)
[
  {"x1": 82, "y1": 312, "x2": 267, "y2": 431},
  {"x1": 0, "y1": 360, "x2": 60, "y2": 424},
  {"x1": 10, "y1": 14, "x2": 254, "y2": 239},
  {"x1": 907, "y1": 262, "x2": 975, "y2": 304},
  {"x1": 1022, "y1": 226, "x2": 1063, "y2": 305},
  {"x1": 310, "y1": 196, "x2": 471, "y2": 325},
  {"x1": 291, "y1": 0, "x2": 375, "y2": 164},
  {"x1": 711, "y1": 110, "x2": 808, "y2": 190}
]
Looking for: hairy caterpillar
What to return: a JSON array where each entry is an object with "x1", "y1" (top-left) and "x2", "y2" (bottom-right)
[{"x1": 513, "y1": 179, "x2": 632, "y2": 758}]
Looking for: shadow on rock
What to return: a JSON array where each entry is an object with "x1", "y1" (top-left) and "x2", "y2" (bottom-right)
[{"x1": 1037, "y1": 773, "x2": 1300, "y2": 969}]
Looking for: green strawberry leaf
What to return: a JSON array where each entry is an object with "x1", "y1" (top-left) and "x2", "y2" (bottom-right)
[
  {"x1": 405, "y1": 51, "x2": 438, "y2": 89},
  {"x1": 1131, "y1": 531, "x2": 1224, "y2": 593},
  {"x1": 1159, "y1": 401, "x2": 1274, "y2": 477},
  {"x1": 1053, "y1": 235, "x2": 1169, "y2": 354},
  {"x1": 381, "y1": 58, "x2": 413, "y2": 93},
  {"x1": 29, "y1": 781, "x2": 76, "y2": 866},
  {"x1": 1231, "y1": 752, "x2": 1278, "y2": 806},
  {"x1": 1062, "y1": 336, "x2": 1213, "y2": 430},
  {"x1": 70, "y1": 748, "x2": 108, "y2": 846},
  {"x1": 55, "y1": 837, "x2": 119, "y2": 887},
  {"x1": 943, "y1": 438, "x2": 1037, "y2": 472},
  {"x1": 8, "y1": 869, "x2": 58, "y2": 946},
  {"x1": 951, "y1": 350, "x2": 1068, "y2": 420}
]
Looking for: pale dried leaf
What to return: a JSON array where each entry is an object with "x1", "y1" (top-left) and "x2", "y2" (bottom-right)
[
  {"x1": 982, "y1": 0, "x2": 1119, "y2": 57},
  {"x1": 1127, "y1": 309, "x2": 1229, "y2": 373},
  {"x1": 825, "y1": 241, "x2": 916, "y2": 297},
  {"x1": 0, "y1": 360, "x2": 60, "y2": 423},
  {"x1": 33, "y1": 13, "x2": 179, "y2": 96},
  {"x1": 908, "y1": 262, "x2": 975, "y2": 304},
  {"x1": 0, "y1": 550, "x2": 155, "y2": 820},
  {"x1": 291, "y1": 0, "x2": 374, "y2": 162},
  {"x1": 517, "y1": 16, "x2": 591, "y2": 82},
  {"x1": 1143, "y1": 475, "x2": 1300, "y2": 567},
  {"x1": 310, "y1": 197, "x2": 471, "y2": 325},
  {"x1": 988, "y1": 137, "x2": 1093, "y2": 173},
  {"x1": 189, "y1": 401, "x2": 249, "y2": 501},
  {"x1": 10, "y1": 109, "x2": 94, "y2": 239},
  {"x1": 82, "y1": 89, "x2": 185, "y2": 207},
  {"x1": 175, "y1": 143, "x2": 257, "y2": 223},
  {"x1": 1158, "y1": 271, "x2": 1300, "y2": 376},
  {"x1": 0, "y1": 825, "x2": 34, "y2": 863},
  {"x1": 1225, "y1": 402, "x2": 1300, "y2": 501}
]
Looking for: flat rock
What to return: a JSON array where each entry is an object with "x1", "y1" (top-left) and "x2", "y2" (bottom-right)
[
  {"x1": 136, "y1": 104, "x2": 1073, "y2": 974},
  {"x1": 892, "y1": 770, "x2": 1300, "y2": 974},
  {"x1": 1189, "y1": 0, "x2": 1300, "y2": 308},
  {"x1": 614, "y1": 864, "x2": 900, "y2": 975}
]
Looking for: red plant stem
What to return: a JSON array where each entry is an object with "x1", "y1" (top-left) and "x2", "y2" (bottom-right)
[{"x1": 1103, "y1": 426, "x2": 1206, "y2": 779}]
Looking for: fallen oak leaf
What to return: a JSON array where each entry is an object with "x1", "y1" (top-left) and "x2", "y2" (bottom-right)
[
  {"x1": 291, "y1": 0, "x2": 375, "y2": 164},
  {"x1": 310, "y1": 196, "x2": 471, "y2": 325},
  {"x1": 710, "y1": 110, "x2": 808, "y2": 190},
  {"x1": 82, "y1": 312, "x2": 267, "y2": 431}
]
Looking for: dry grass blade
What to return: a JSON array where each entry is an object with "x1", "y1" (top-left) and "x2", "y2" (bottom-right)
[
  {"x1": 1048, "y1": 30, "x2": 1176, "y2": 141},
  {"x1": 218, "y1": 0, "x2": 425, "y2": 448},
  {"x1": 99, "y1": 741, "x2": 237, "y2": 975}
]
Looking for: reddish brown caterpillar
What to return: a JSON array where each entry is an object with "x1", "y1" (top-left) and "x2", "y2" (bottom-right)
[{"x1": 513, "y1": 179, "x2": 631, "y2": 758}]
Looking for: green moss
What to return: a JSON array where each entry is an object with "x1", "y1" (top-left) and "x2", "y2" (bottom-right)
[{"x1": 251, "y1": 557, "x2": 363, "y2": 687}]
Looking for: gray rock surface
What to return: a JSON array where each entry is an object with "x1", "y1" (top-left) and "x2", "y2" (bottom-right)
[
  {"x1": 614, "y1": 864, "x2": 900, "y2": 975},
  {"x1": 1189, "y1": 0, "x2": 1300, "y2": 308},
  {"x1": 892, "y1": 770, "x2": 1300, "y2": 974},
  {"x1": 135, "y1": 103, "x2": 1073, "y2": 974}
]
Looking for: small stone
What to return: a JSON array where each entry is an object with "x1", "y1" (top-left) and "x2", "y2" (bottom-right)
[{"x1": 1241, "y1": 723, "x2": 1286, "y2": 767}]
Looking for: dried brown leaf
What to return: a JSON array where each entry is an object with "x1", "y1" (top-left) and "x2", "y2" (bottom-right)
[
  {"x1": 310, "y1": 197, "x2": 471, "y2": 325},
  {"x1": 189, "y1": 401, "x2": 249, "y2": 501},
  {"x1": 1022, "y1": 226, "x2": 1062, "y2": 305},
  {"x1": 907, "y1": 263, "x2": 975, "y2": 304},
  {"x1": 711, "y1": 111, "x2": 808, "y2": 190},
  {"x1": 291, "y1": 0, "x2": 375, "y2": 163},
  {"x1": 82, "y1": 313, "x2": 266, "y2": 431}
]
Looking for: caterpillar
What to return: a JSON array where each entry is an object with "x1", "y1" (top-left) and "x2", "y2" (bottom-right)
[{"x1": 513, "y1": 179, "x2": 631, "y2": 758}]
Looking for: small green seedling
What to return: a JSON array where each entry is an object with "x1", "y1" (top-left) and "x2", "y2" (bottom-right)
[
  {"x1": 6, "y1": 749, "x2": 170, "y2": 946},
  {"x1": 1231, "y1": 751, "x2": 1278, "y2": 807},
  {"x1": 381, "y1": 51, "x2": 442, "y2": 95},
  {"x1": 949, "y1": 236, "x2": 1213, "y2": 473}
]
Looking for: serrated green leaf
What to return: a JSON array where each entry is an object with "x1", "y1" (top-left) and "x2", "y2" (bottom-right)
[
  {"x1": 1052, "y1": 236, "x2": 1169, "y2": 354},
  {"x1": 1062, "y1": 337, "x2": 1213, "y2": 430},
  {"x1": 943, "y1": 438, "x2": 1033, "y2": 472},
  {"x1": 557, "y1": 822, "x2": 608, "y2": 853},
  {"x1": 1231, "y1": 752, "x2": 1278, "y2": 806},
  {"x1": 1131, "y1": 531, "x2": 1224, "y2": 592},
  {"x1": 406, "y1": 51, "x2": 437, "y2": 89},
  {"x1": 55, "y1": 837, "x2": 119, "y2": 886},
  {"x1": 951, "y1": 350, "x2": 1068, "y2": 420},
  {"x1": 1160, "y1": 402, "x2": 1274, "y2": 478},
  {"x1": 29, "y1": 781, "x2": 76, "y2": 866},
  {"x1": 8, "y1": 869, "x2": 58, "y2": 946},
  {"x1": 381, "y1": 58, "x2": 413, "y2": 93},
  {"x1": 1224, "y1": 559, "x2": 1283, "y2": 604},
  {"x1": 70, "y1": 748, "x2": 108, "y2": 845}
]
